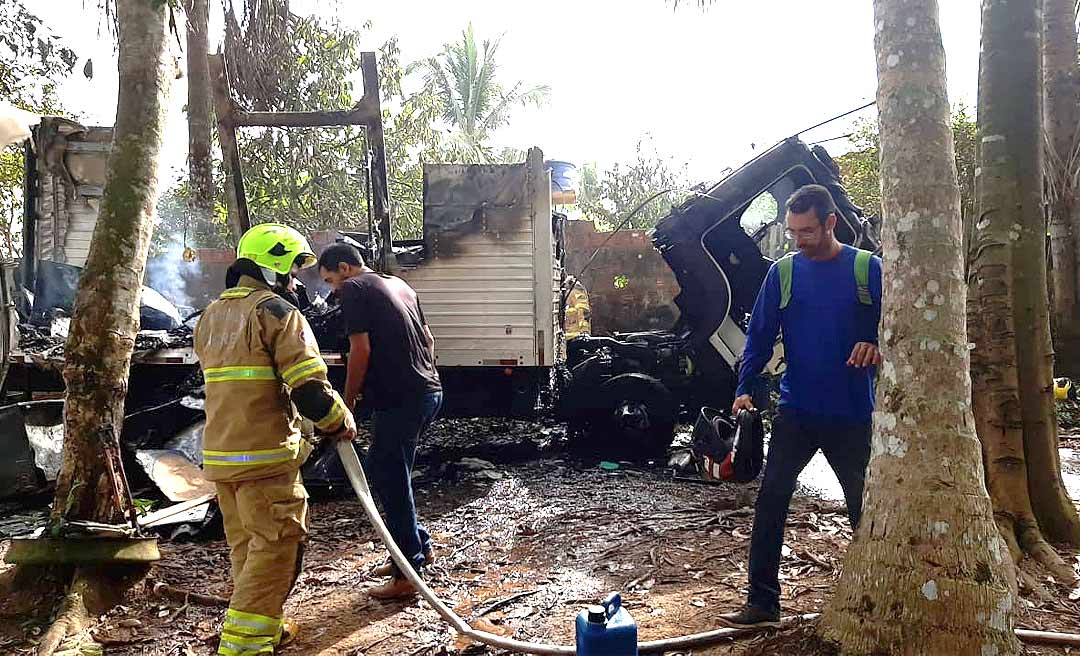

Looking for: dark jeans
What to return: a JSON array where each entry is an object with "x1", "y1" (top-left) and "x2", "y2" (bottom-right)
[
  {"x1": 747, "y1": 409, "x2": 871, "y2": 613},
  {"x1": 363, "y1": 390, "x2": 443, "y2": 577}
]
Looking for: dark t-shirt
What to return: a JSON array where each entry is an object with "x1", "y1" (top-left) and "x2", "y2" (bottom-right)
[{"x1": 339, "y1": 272, "x2": 442, "y2": 409}]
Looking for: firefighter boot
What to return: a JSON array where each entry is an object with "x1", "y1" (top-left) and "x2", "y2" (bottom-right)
[{"x1": 280, "y1": 618, "x2": 300, "y2": 646}]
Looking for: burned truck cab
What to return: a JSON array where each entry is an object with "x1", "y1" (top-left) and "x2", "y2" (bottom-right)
[
  {"x1": 655, "y1": 138, "x2": 875, "y2": 374},
  {"x1": 564, "y1": 138, "x2": 876, "y2": 457}
]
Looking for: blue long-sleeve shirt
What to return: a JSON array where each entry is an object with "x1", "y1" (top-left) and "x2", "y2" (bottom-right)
[{"x1": 735, "y1": 245, "x2": 882, "y2": 422}]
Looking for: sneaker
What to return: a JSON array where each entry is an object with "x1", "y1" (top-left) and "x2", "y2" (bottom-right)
[
  {"x1": 371, "y1": 548, "x2": 435, "y2": 578},
  {"x1": 717, "y1": 604, "x2": 781, "y2": 629}
]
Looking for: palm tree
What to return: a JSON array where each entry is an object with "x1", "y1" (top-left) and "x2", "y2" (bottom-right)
[{"x1": 421, "y1": 23, "x2": 550, "y2": 163}]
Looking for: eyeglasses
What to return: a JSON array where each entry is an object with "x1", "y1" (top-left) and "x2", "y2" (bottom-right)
[{"x1": 784, "y1": 227, "x2": 821, "y2": 239}]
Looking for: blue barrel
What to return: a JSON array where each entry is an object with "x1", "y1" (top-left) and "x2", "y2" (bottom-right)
[
  {"x1": 576, "y1": 592, "x2": 638, "y2": 656},
  {"x1": 545, "y1": 160, "x2": 578, "y2": 205}
]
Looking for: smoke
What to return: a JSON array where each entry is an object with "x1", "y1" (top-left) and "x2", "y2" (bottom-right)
[
  {"x1": 146, "y1": 193, "x2": 201, "y2": 315},
  {"x1": 145, "y1": 238, "x2": 198, "y2": 316}
]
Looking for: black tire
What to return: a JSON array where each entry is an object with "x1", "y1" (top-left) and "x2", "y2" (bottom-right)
[{"x1": 588, "y1": 373, "x2": 677, "y2": 460}]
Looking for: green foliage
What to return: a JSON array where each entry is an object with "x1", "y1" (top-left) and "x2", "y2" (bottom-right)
[
  {"x1": 0, "y1": 150, "x2": 25, "y2": 258},
  {"x1": 0, "y1": 2, "x2": 76, "y2": 111},
  {"x1": 169, "y1": 12, "x2": 548, "y2": 246},
  {"x1": 833, "y1": 122, "x2": 881, "y2": 220},
  {"x1": 222, "y1": 17, "x2": 547, "y2": 241},
  {"x1": 740, "y1": 191, "x2": 780, "y2": 235},
  {"x1": 420, "y1": 23, "x2": 549, "y2": 164},
  {"x1": 0, "y1": 0, "x2": 77, "y2": 259},
  {"x1": 380, "y1": 38, "x2": 450, "y2": 239},
  {"x1": 132, "y1": 498, "x2": 156, "y2": 514},
  {"x1": 229, "y1": 13, "x2": 371, "y2": 236},
  {"x1": 951, "y1": 105, "x2": 978, "y2": 225},
  {"x1": 834, "y1": 105, "x2": 978, "y2": 222},
  {"x1": 577, "y1": 137, "x2": 690, "y2": 231}
]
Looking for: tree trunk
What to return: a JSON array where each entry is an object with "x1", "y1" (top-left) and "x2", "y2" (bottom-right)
[
  {"x1": 50, "y1": 0, "x2": 172, "y2": 526},
  {"x1": 818, "y1": 1, "x2": 1020, "y2": 653},
  {"x1": 185, "y1": 0, "x2": 214, "y2": 217},
  {"x1": 970, "y1": 0, "x2": 1080, "y2": 576},
  {"x1": 967, "y1": 197, "x2": 1075, "y2": 583},
  {"x1": 1028, "y1": 0, "x2": 1080, "y2": 546},
  {"x1": 1044, "y1": 0, "x2": 1080, "y2": 373}
]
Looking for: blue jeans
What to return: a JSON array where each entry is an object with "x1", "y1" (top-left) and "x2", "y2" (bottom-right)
[
  {"x1": 364, "y1": 390, "x2": 443, "y2": 577},
  {"x1": 747, "y1": 409, "x2": 870, "y2": 613}
]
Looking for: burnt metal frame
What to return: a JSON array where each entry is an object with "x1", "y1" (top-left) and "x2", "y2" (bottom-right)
[
  {"x1": 208, "y1": 51, "x2": 395, "y2": 272},
  {"x1": 21, "y1": 135, "x2": 37, "y2": 289}
]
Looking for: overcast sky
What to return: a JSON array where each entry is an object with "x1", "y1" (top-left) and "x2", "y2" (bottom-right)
[{"x1": 29, "y1": 1, "x2": 981, "y2": 186}]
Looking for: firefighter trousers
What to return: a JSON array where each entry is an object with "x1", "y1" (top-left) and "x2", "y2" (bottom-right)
[{"x1": 215, "y1": 469, "x2": 308, "y2": 655}]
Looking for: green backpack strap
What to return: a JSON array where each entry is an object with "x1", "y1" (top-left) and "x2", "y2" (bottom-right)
[
  {"x1": 777, "y1": 254, "x2": 795, "y2": 309},
  {"x1": 854, "y1": 249, "x2": 873, "y2": 305},
  {"x1": 777, "y1": 250, "x2": 872, "y2": 309}
]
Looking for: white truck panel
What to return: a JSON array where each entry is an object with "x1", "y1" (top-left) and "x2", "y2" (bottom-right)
[{"x1": 405, "y1": 148, "x2": 560, "y2": 368}]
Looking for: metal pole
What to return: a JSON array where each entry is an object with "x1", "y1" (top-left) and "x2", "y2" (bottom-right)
[
  {"x1": 208, "y1": 53, "x2": 250, "y2": 241},
  {"x1": 364, "y1": 148, "x2": 374, "y2": 264},
  {"x1": 360, "y1": 52, "x2": 396, "y2": 272},
  {"x1": 22, "y1": 135, "x2": 37, "y2": 289}
]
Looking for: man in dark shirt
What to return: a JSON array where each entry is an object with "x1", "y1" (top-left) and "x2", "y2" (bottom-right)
[
  {"x1": 318, "y1": 243, "x2": 443, "y2": 600},
  {"x1": 719, "y1": 184, "x2": 882, "y2": 628}
]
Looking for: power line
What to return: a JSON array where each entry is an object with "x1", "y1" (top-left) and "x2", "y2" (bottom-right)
[
  {"x1": 794, "y1": 100, "x2": 876, "y2": 137},
  {"x1": 810, "y1": 133, "x2": 855, "y2": 146}
]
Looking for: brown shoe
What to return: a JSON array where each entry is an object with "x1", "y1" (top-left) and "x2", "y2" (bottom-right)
[
  {"x1": 371, "y1": 548, "x2": 435, "y2": 578},
  {"x1": 369, "y1": 576, "x2": 418, "y2": 600}
]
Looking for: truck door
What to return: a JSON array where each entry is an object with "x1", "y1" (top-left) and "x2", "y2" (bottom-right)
[{"x1": 699, "y1": 171, "x2": 809, "y2": 370}]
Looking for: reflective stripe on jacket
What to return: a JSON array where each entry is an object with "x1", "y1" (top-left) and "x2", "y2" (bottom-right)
[{"x1": 194, "y1": 275, "x2": 347, "y2": 482}]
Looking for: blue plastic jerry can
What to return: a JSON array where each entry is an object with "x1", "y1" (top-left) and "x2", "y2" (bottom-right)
[{"x1": 575, "y1": 592, "x2": 638, "y2": 655}]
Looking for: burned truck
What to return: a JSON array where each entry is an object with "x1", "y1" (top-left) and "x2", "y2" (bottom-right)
[
  {"x1": 304, "y1": 147, "x2": 566, "y2": 418},
  {"x1": 562, "y1": 138, "x2": 878, "y2": 456}
]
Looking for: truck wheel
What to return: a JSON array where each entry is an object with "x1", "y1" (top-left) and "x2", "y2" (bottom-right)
[{"x1": 592, "y1": 373, "x2": 676, "y2": 459}]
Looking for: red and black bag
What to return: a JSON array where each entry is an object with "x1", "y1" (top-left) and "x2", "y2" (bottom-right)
[{"x1": 693, "y1": 408, "x2": 764, "y2": 484}]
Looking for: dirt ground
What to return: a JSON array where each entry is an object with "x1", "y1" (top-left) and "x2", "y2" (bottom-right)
[{"x1": 1, "y1": 419, "x2": 1079, "y2": 655}]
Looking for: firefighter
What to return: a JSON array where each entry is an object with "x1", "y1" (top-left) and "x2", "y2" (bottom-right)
[{"x1": 194, "y1": 224, "x2": 356, "y2": 655}]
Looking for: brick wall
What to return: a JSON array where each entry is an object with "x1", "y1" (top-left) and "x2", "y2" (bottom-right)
[{"x1": 564, "y1": 220, "x2": 680, "y2": 335}]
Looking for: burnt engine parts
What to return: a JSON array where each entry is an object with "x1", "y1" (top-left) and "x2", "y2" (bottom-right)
[{"x1": 563, "y1": 332, "x2": 694, "y2": 458}]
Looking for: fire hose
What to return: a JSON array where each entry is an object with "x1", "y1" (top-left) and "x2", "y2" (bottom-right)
[
  {"x1": 335, "y1": 441, "x2": 1080, "y2": 653},
  {"x1": 335, "y1": 441, "x2": 820, "y2": 653}
]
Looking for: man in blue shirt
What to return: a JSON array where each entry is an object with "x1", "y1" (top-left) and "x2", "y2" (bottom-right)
[{"x1": 719, "y1": 184, "x2": 882, "y2": 628}]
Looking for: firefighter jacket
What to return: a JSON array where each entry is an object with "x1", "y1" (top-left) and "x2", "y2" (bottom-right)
[{"x1": 194, "y1": 275, "x2": 349, "y2": 483}]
